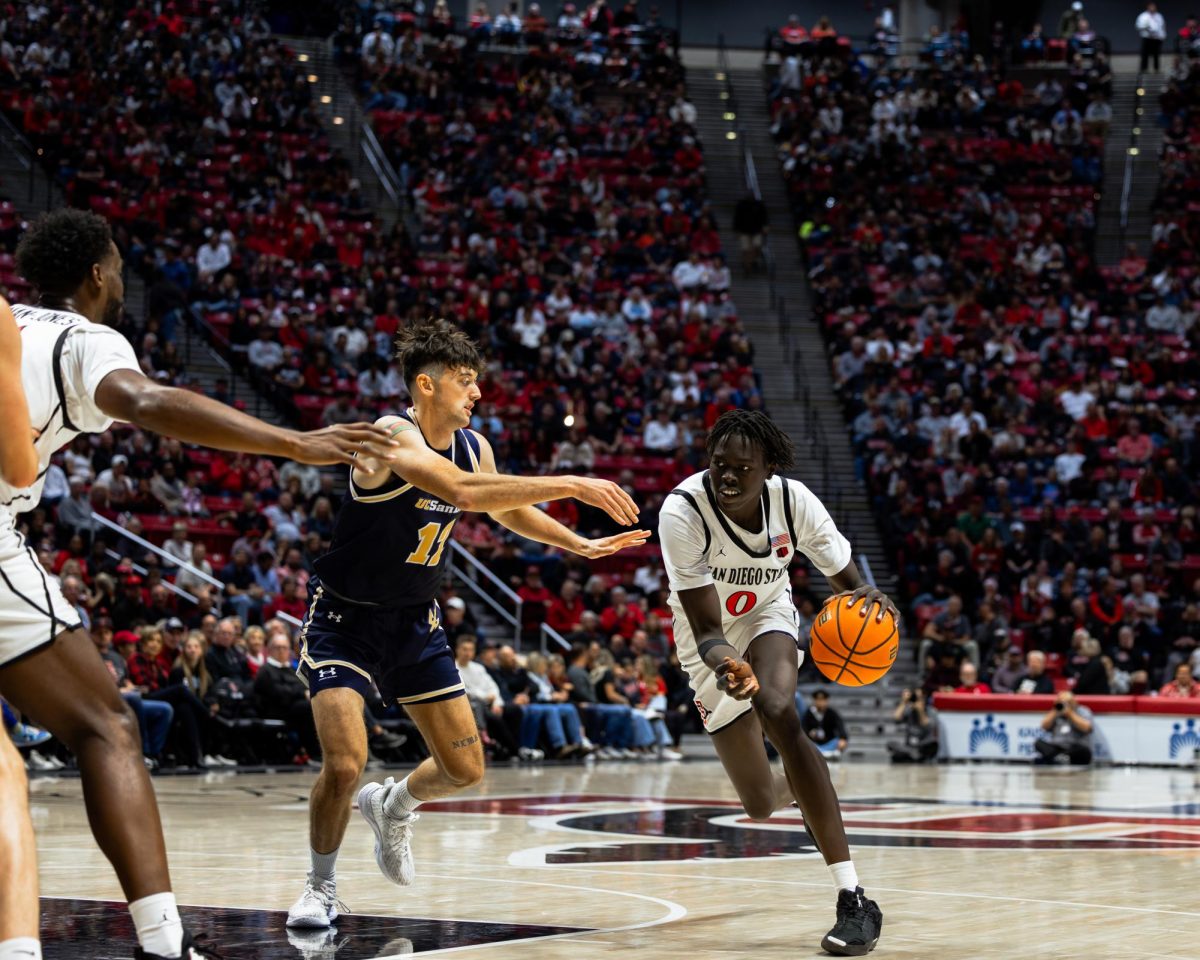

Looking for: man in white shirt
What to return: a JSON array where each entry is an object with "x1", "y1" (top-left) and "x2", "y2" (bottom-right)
[
  {"x1": 361, "y1": 26, "x2": 396, "y2": 65},
  {"x1": 248, "y1": 326, "x2": 284, "y2": 372},
  {"x1": 643, "y1": 408, "x2": 680, "y2": 451},
  {"x1": 948, "y1": 399, "x2": 987, "y2": 438},
  {"x1": 1137, "y1": 2, "x2": 1166, "y2": 70},
  {"x1": 621, "y1": 287, "x2": 652, "y2": 323},
  {"x1": 671, "y1": 252, "x2": 709, "y2": 292},
  {"x1": 162, "y1": 522, "x2": 194, "y2": 568},
  {"x1": 95, "y1": 453, "x2": 135, "y2": 505},
  {"x1": 195, "y1": 232, "x2": 232, "y2": 280},
  {"x1": 1060, "y1": 379, "x2": 1096, "y2": 420}
]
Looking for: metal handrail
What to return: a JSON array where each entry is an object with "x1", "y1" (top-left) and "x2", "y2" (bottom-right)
[
  {"x1": 361, "y1": 121, "x2": 402, "y2": 210},
  {"x1": 540, "y1": 622, "x2": 569, "y2": 654},
  {"x1": 91, "y1": 512, "x2": 224, "y2": 589},
  {"x1": 446, "y1": 540, "x2": 523, "y2": 645},
  {"x1": 858, "y1": 554, "x2": 876, "y2": 588},
  {"x1": 95, "y1": 512, "x2": 305, "y2": 630},
  {"x1": 1118, "y1": 71, "x2": 1146, "y2": 247},
  {"x1": 103, "y1": 548, "x2": 199, "y2": 604}
]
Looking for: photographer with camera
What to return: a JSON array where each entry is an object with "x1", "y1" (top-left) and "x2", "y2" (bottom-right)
[
  {"x1": 886, "y1": 688, "x2": 938, "y2": 763},
  {"x1": 1033, "y1": 690, "x2": 1094, "y2": 765}
]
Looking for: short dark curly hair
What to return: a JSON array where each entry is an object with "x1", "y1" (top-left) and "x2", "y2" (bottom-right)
[
  {"x1": 707, "y1": 409, "x2": 796, "y2": 471},
  {"x1": 15, "y1": 208, "x2": 114, "y2": 298},
  {"x1": 394, "y1": 318, "x2": 484, "y2": 389}
]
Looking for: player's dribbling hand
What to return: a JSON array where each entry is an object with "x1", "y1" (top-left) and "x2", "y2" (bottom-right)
[
  {"x1": 832, "y1": 585, "x2": 902, "y2": 626},
  {"x1": 292, "y1": 422, "x2": 401, "y2": 473},
  {"x1": 715, "y1": 657, "x2": 760, "y2": 701},
  {"x1": 576, "y1": 529, "x2": 652, "y2": 558},
  {"x1": 570, "y1": 476, "x2": 640, "y2": 525}
]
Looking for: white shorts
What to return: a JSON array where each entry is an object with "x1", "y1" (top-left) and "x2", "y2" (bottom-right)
[
  {"x1": 0, "y1": 520, "x2": 81, "y2": 667},
  {"x1": 671, "y1": 591, "x2": 802, "y2": 734}
]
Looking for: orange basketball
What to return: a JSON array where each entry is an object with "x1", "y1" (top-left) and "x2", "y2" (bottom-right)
[{"x1": 809, "y1": 596, "x2": 899, "y2": 687}]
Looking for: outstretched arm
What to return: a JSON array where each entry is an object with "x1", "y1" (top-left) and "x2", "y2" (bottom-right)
[
  {"x1": 354, "y1": 417, "x2": 640, "y2": 525},
  {"x1": 477, "y1": 432, "x2": 649, "y2": 556},
  {"x1": 94, "y1": 369, "x2": 399, "y2": 471},
  {"x1": 0, "y1": 298, "x2": 38, "y2": 487}
]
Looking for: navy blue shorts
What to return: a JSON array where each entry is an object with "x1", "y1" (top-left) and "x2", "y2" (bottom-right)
[{"x1": 296, "y1": 577, "x2": 465, "y2": 706}]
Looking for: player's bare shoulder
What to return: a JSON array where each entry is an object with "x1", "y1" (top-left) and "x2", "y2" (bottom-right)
[{"x1": 353, "y1": 414, "x2": 419, "y2": 486}]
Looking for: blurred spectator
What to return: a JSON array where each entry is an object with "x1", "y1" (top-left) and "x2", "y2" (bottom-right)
[
  {"x1": 990, "y1": 645, "x2": 1028, "y2": 693},
  {"x1": 1137, "y1": 2, "x2": 1166, "y2": 71},
  {"x1": 887, "y1": 688, "x2": 938, "y2": 763},
  {"x1": 1034, "y1": 691, "x2": 1094, "y2": 765},
  {"x1": 802, "y1": 689, "x2": 848, "y2": 759},
  {"x1": 206, "y1": 618, "x2": 253, "y2": 684},
  {"x1": 955, "y1": 662, "x2": 991, "y2": 694},
  {"x1": 1159, "y1": 662, "x2": 1200, "y2": 698},
  {"x1": 254, "y1": 634, "x2": 321, "y2": 759},
  {"x1": 1016, "y1": 650, "x2": 1056, "y2": 694},
  {"x1": 455, "y1": 636, "x2": 521, "y2": 760}
]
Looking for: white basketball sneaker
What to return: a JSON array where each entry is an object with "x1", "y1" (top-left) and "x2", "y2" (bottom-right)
[
  {"x1": 358, "y1": 778, "x2": 418, "y2": 886},
  {"x1": 287, "y1": 874, "x2": 340, "y2": 928}
]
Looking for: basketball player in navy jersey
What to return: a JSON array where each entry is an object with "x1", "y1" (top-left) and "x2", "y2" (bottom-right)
[
  {"x1": 0, "y1": 209, "x2": 402, "y2": 960},
  {"x1": 286, "y1": 320, "x2": 650, "y2": 929},
  {"x1": 0, "y1": 296, "x2": 43, "y2": 960},
  {"x1": 660, "y1": 411, "x2": 898, "y2": 956}
]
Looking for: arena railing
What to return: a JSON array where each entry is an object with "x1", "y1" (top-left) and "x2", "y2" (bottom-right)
[
  {"x1": 90, "y1": 511, "x2": 305, "y2": 631},
  {"x1": 1118, "y1": 71, "x2": 1148, "y2": 248},
  {"x1": 447, "y1": 540, "x2": 525, "y2": 649},
  {"x1": 0, "y1": 111, "x2": 55, "y2": 211}
]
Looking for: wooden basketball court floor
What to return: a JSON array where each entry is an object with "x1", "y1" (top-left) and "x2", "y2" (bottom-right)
[{"x1": 29, "y1": 761, "x2": 1200, "y2": 959}]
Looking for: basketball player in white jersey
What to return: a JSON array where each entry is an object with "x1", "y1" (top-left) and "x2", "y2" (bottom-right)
[
  {"x1": 659, "y1": 410, "x2": 898, "y2": 957},
  {"x1": 0, "y1": 208, "x2": 401, "y2": 960},
  {"x1": 0, "y1": 296, "x2": 44, "y2": 960}
]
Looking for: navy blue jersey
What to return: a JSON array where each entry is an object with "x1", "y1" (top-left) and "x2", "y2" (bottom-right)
[{"x1": 313, "y1": 412, "x2": 482, "y2": 606}]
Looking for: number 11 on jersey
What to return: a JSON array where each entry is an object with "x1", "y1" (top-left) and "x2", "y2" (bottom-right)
[{"x1": 407, "y1": 520, "x2": 457, "y2": 567}]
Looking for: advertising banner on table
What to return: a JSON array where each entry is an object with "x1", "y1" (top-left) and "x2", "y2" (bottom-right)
[{"x1": 933, "y1": 694, "x2": 1200, "y2": 765}]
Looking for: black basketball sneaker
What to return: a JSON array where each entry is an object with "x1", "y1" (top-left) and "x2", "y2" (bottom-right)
[
  {"x1": 821, "y1": 886, "x2": 883, "y2": 956},
  {"x1": 134, "y1": 931, "x2": 219, "y2": 960}
]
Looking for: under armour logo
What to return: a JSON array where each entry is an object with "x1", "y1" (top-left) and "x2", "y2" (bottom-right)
[
  {"x1": 318, "y1": 667, "x2": 337, "y2": 680},
  {"x1": 327, "y1": 612, "x2": 343, "y2": 622}
]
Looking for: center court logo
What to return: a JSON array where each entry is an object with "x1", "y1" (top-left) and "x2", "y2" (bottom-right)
[
  {"x1": 968, "y1": 715, "x2": 1010, "y2": 755},
  {"x1": 424, "y1": 794, "x2": 1200, "y2": 860},
  {"x1": 1168, "y1": 718, "x2": 1200, "y2": 759}
]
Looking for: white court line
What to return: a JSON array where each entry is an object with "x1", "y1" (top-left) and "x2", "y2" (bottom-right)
[
  {"x1": 39, "y1": 860, "x2": 688, "y2": 958},
  {"x1": 514, "y1": 862, "x2": 1200, "y2": 920}
]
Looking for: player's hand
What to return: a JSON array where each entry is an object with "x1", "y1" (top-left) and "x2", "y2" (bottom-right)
[
  {"x1": 832, "y1": 585, "x2": 902, "y2": 626},
  {"x1": 576, "y1": 529, "x2": 651, "y2": 558},
  {"x1": 291, "y1": 422, "x2": 400, "y2": 474},
  {"x1": 569, "y1": 476, "x2": 640, "y2": 525},
  {"x1": 715, "y1": 656, "x2": 759, "y2": 701}
]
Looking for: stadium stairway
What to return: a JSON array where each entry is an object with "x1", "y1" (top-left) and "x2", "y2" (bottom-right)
[
  {"x1": 285, "y1": 38, "x2": 404, "y2": 232},
  {"x1": 688, "y1": 65, "x2": 916, "y2": 761},
  {"x1": 688, "y1": 68, "x2": 897, "y2": 596},
  {"x1": 1096, "y1": 70, "x2": 1165, "y2": 264}
]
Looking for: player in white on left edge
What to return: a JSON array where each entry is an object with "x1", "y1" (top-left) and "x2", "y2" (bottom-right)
[
  {"x1": 658, "y1": 409, "x2": 899, "y2": 957},
  {"x1": 0, "y1": 209, "x2": 401, "y2": 960}
]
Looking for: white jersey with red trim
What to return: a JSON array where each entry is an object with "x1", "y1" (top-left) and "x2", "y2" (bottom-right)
[
  {"x1": 658, "y1": 470, "x2": 851, "y2": 626},
  {"x1": 0, "y1": 304, "x2": 140, "y2": 523}
]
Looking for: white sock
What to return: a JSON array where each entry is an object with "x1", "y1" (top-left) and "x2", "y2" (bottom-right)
[
  {"x1": 383, "y1": 775, "x2": 422, "y2": 818},
  {"x1": 0, "y1": 938, "x2": 42, "y2": 960},
  {"x1": 129, "y1": 892, "x2": 183, "y2": 958},
  {"x1": 830, "y1": 860, "x2": 859, "y2": 892},
  {"x1": 311, "y1": 846, "x2": 339, "y2": 884}
]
